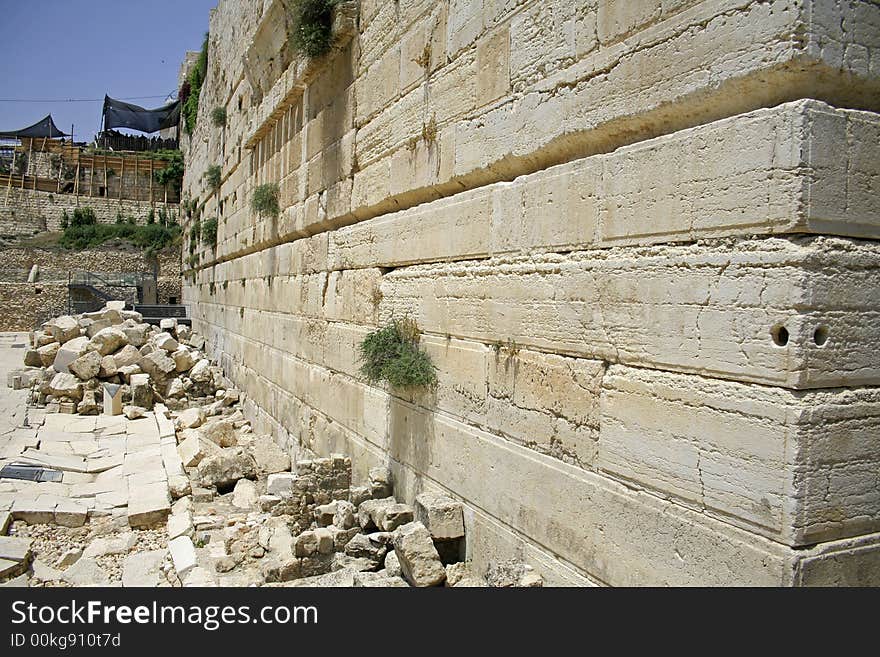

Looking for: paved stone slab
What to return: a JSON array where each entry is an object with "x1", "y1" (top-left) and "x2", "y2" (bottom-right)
[
  {"x1": 168, "y1": 536, "x2": 197, "y2": 577},
  {"x1": 61, "y1": 557, "x2": 111, "y2": 586},
  {"x1": 122, "y1": 549, "x2": 166, "y2": 587},
  {"x1": 0, "y1": 536, "x2": 32, "y2": 562},
  {"x1": 0, "y1": 511, "x2": 10, "y2": 534},
  {"x1": 127, "y1": 481, "x2": 170, "y2": 528}
]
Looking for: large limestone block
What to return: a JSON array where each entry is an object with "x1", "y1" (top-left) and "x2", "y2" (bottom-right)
[
  {"x1": 89, "y1": 327, "x2": 128, "y2": 356},
  {"x1": 45, "y1": 315, "x2": 80, "y2": 344},
  {"x1": 47, "y1": 373, "x2": 84, "y2": 401},
  {"x1": 68, "y1": 350, "x2": 102, "y2": 381},
  {"x1": 598, "y1": 366, "x2": 880, "y2": 546},
  {"x1": 382, "y1": 237, "x2": 880, "y2": 389},
  {"x1": 140, "y1": 350, "x2": 177, "y2": 381},
  {"x1": 38, "y1": 342, "x2": 61, "y2": 367},
  {"x1": 113, "y1": 344, "x2": 142, "y2": 368},
  {"x1": 51, "y1": 336, "x2": 89, "y2": 372},
  {"x1": 392, "y1": 521, "x2": 446, "y2": 587},
  {"x1": 387, "y1": 403, "x2": 880, "y2": 586}
]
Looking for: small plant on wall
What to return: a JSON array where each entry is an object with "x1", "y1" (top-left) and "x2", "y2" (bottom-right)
[
  {"x1": 251, "y1": 182, "x2": 280, "y2": 218},
  {"x1": 204, "y1": 165, "x2": 222, "y2": 191},
  {"x1": 289, "y1": 0, "x2": 339, "y2": 58},
  {"x1": 201, "y1": 216, "x2": 218, "y2": 248},
  {"x1": 211, "y1": 106, "x2": 227, "y2": 127},
  {"x1": 358, "y1": 317, "x2": 438, "y2": 389}
]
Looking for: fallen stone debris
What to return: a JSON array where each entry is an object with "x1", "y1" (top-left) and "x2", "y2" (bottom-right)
[{"x1": 0, "y1": 303, "x2": 544, "y2": 588}]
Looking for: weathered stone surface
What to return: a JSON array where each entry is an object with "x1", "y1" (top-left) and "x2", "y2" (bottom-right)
[
  {"x1": 140, "y1": 350, "x2": 177, "y2": 381},
  {"x1": 123, "y1": 405, "x2": 147, "y2": 420},
  {"x1": 53, "y1": 337, "x2": 90, "y2": 370},
  {"x1": 333, "y1": 500, "x2": 356, "y2": 530},
  {"x1": 197, "y1": 448, "x2": 257, "y2": 489},
  {"x1": 68, "y1": 350, "x2": 102, "y2": 381},
  {"x1": 392, "y1": 522, "x2": 446, "y2": 587},
  {"x1": 232, "y1": 479, "x2": 258, "y2": 508},
  {"x1": 249, "y1": 435, "x2": 291, "y2": 474},
  {"x1": 176, "y1": 407, "x2": 204, "y2": 429},
  {"x1": 37, "y1": 342, "x2": 61, "y2": 367},
  {"x1": 46, "y1": 315, "x2": 80, "y2": 344},
  {"x1": 267, "y1": 473, "x2": 296, "y2": 497},
  {"x1": 62, "y1": 557, "x2": 110, "y2": 586},
  {"x1": 122, "y1": 549, "x2": 166, "y2": 587},
  {"x1": 89, "y1": 327, "x2": 128, "y2": 356},
  {"x1": 47, "y1": 372, "x2": 83, "y2": 401},
  {"x1": 415, "y1": 492, "x2": 465, "y2": 540},
  {"x1": 155, "y1": 332, "x2": 179, "y2": 352},
  {"x1": 376, "y1": 504, "x2": 414, "y2": 532},
  {"x1": 98, "y1": 355, "x2": 118, "y2": 378},
  {"x1": 168, "y1": 536, "x2": 197, "y2": 577},
  {"x1": 129, "y1": 373, "x2": 153, "y2": 409},
  {"x1": 199, "y1": 418, "x2": 237, "y2": 447},
  {"x1": 172, "y1": 348, "x2": 195, "y2": 373}
]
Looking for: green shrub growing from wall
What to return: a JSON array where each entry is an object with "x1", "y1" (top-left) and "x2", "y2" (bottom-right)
[
  {"x1": 211, "y1": 106, "x2": 227, "y2": 127},
  {"x1": 201, "y1": 217, "x2": 218, "y2": 247},
  {"x1": 205, "y1": 165, "x2": 222, "y2": 191},
  {"x1": 251, "y1": 183, "x2": 280, "y2": 218},
  {"x1": 289, "y1": 0, "x2": 339, "y2": 58},
  {"x1": 358, "y1": 317, "x2": 438, "y2": 389},
  {"x1": 183, "y1": 32, "x2": 209, "y2": 133}
]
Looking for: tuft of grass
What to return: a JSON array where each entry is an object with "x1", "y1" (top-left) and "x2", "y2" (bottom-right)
[
  {"x1": 211, "y1": 106, "x2": 227, "y2": 127},
  {"x1": 358, "y1": 317, "x2": 438, "y2": 389},
  {"x1": 288, "y1": 0, "x2": 339, "y2": 58},
  {"x1": 251, "y1": 182, "x2": 280, "y2": 218}
]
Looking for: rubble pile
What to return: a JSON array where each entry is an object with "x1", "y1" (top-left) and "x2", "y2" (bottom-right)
[
  {"x1": 3, "y1": 303, "x2": 545, "y2": 588},
  {"x1": 11, "y1": 302, "x2": 227, "y2": 417}
]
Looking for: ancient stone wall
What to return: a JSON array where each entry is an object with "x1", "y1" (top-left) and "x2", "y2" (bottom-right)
[
  {"x1": 181, "y1": 0, "x2": 880, "y2": 586},
  {"x1": 0, "y1": 188, "x2": 180, "y2": 236},
  {"x1": 0, "y1": 246, "x2": 182, "y2": 330}
]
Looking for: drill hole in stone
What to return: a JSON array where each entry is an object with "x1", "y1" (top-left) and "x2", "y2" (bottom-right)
[
  {"x1": 771, "y1": 324, "x2": 789, "y2": 347},
  {"x1": 814, "y1": 325, "x2": 829, "y2": 346}
]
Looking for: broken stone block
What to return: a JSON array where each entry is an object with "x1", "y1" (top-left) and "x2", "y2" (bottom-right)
[
  {"x1": 191, "y1": 487, "x2": 213, "y2": 503},
  {"x1": 314, "y1": 527, "x2": 334, "y2": 555},
  {"x1": 333, "y1": 500, "x2": 356, "y2": 530},
  {"x1": 349, "y1": 486, "x2": 371, "y2": 507},
  {"x1": 54, "y1": 499, "x2": 88, "y2": 528},
  {"x1": 199, "y1": 418, "x2": 236, "y2": 447},
  {"x1": 38, "y1": 341, "x2": 61, "y2": 367},
  {"x1": 62, "y1": 557, "x2": 110, "y2": 586},
  {"x1": 196, "y1": 448, "x2": 257, "y2": 490},
  {"x1": 261, "y1": 558, "x2": 301, "y2": 583},
  {"x1": 168, "y1": 536, "x2": 197, "y2": 577},
  {"x1": 129, "y1": 373, "x2": 153, "y2": 409},
  {"x1": 83, "y1": 533, "x2": 136, "y2": 558},
  {"x1": 45, "y1": 315, "x2": 80, "y2": 344},
  {"x1": 0, "y1": 536, "x2": 33, "y2": 564},
  {"x1": 176, "y1": 407, "x2": 204, "y2": 429},
  {"x1": 167, "y1": 512, "x2": 193, "y2": 540},
  {"x1": 369, "y1": 466, "x2": 393, "y2": 499},
  {"x1": 248, "y1": 435, "x2": 290, "y2": 474},
  {"x1": 122, "y1": 549, "x2": 165, "y2": 587},
  {"x1": 486, "y1": 560, "x2": 543, "y2": 588},
  {"x1": 85, "y1": 318, "x2": 111, "y2": 338},
  {"x1": 0, "y1": 511, "x2": 10, "y2": 535},
  {"x1": 357, "y1": 497, "x2": 395, "y2": 531},
  {"x1": 266, "y1": 472, "x2": 295, "y2": 497},
  {"x1": 12, "y1": 497, "x2": 57, "y2": 524},
  {"x1": 160, "y1": 318, "x2": 178, "y2": 332},
  {"x1": 113, "y1": 344, "x2": 142, "y2": 368},
  {"x1": 393, "y1": 522, "x2": 446, "y2": 587},
  {"x1": 353, "y1": 571, "x2": 409, "y2": 587},
  {"x1": 259, "y1": 495, "x2": 282, "y2": 512},
  {"x1": 140, "y1": 351, "x2": 176, "y2": 383},
  {"x1": 123, "y1": 405, "x2": 147, "y2": 420},
  {"x1": 127, "y1": 483, "x2": 170, "y2": 528},
  {"x1": 188, "y1": 359, "x2": 211, "y2": 383},
  {"x1": 232, "y1": 479, "x2": 258, "y2": 509},
  {"x1": 376, "y1": 503, "x2": 415, "y2": 532},
  {"x1": 68, "y1": 350, "x2": 102, "y2": 380},
  {"x1": 121, "y1": 323, "x2": 150, "y2": 347},
  {"x1": 177, "y1": 433, "x2": 204, "y2": 468},
  {"x1": 171, "y1": 348, "x2": 195, "y2": 373},
  {"x1": 99, "y1": 355, "x2": 118, "y2": 378},
  {"x1": 154, "y1": 332, "x2": 179, "y2": 352},
  {"x1": 295, "y1": 530, "x2": 318, "y2": 557},
  {"x1": 89, "y1": 327, "x2": 128, "y2": 356},
  {"x1": 384, "y1": 550, "x2": 402, "y2": 577},
  {"x1": 314, "y1": 502, "x2": 337, "y2": 527},
  {"x1": 77, "y1": 390, "x2": 99, "y2": 415},
  {"x1": 344, "y1": 533, "x2": 388, "y2": 566},
  {"x1": 168, "y1": 475, "x2": 191, "y2": 499},
  {"x1": 51, "y1": 336, "x2": 88, "y2": 372},
  {"x1": 47, "y1": 372, "x2": 83, "y2": 401},
  {"x1": 55, "y1": 548, "x2": 82, "y2": 569},
  {"x1": 24, "y1": 349, "x2": 41, "y2": 367},
  {"x1": 415, "y1": 492, "x2": 465, "y2": 540}
]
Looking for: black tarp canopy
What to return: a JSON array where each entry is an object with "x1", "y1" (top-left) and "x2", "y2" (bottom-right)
[
  {"x1": 0, "y1": 114, "x2": 68, "y2": 139},
  {"x1": 103, "y1": 96, "x2": 180, "y2": 134}
]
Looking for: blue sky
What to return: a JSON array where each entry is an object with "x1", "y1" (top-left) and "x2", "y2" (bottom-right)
[{"x1": 0, "y1": 0, "x2": 217, "y2": 142}]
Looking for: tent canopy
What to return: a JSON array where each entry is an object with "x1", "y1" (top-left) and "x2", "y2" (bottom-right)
[
  {"x1": 103, "y1": 96, "x2": 180, "y2": 134},
  {"x1": 0, "y1": 114, "x2": 68, "y2": 139}
]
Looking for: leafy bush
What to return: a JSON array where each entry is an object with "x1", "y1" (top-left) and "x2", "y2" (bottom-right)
[
  {"x1": 289, "y1": 0, "x2": 339, "y2": 58},
  {"x1": 211, "y1": 106, "x2": 227, "y2": 127},
  {"x1": 70, "y1": 207, "x2": 97, "y2": 227},
  {"x1": 60, "y1": 210, "x2": 69, "y2": 230},
  {"x1": 205, "y1": 165, "x2": 222, "y2": 191},
  {"x1": 358, "y1": 317, "x2": 438, "y2": 389},
  {"x1": 201, "y1": 217, "x2": 218, "y2": 247},
  {"x1": 251, "y1": 183, "x2": 280, "y2": 218}
]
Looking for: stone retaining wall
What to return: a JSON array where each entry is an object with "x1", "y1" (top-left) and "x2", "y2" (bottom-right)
[{"x1": 181, "y1": 0, "x2": 880, "y2": 586}]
